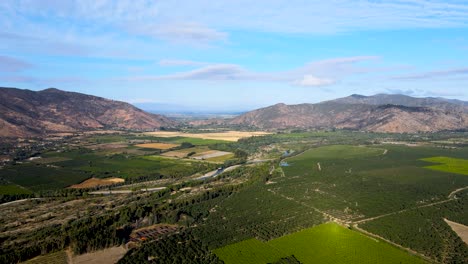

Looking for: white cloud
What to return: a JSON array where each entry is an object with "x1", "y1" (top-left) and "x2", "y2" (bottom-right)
[{"x1": 293, "y1": 75, "x2": 335, "y2": 87}]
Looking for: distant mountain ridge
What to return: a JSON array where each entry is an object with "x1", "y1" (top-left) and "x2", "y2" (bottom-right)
[
  {"x1": 229, "y1": 94, "x2": 468, "y2": 133},
  {"x1": 332, "y1": 94, "x2": 468, "y2": 111},
  {"x1": 0, "y1": 87, "x2": 177, "y2": 138}
]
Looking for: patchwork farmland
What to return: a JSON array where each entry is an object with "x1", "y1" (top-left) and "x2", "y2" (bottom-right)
[{"x1": 2, "y1": 131, "x2": 468, "y2": 263}]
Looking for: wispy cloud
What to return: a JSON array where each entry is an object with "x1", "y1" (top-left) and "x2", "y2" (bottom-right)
[
  {"x1": 385, "y1": 88, "x2": 464, "y2": 97},
  {"x1": 3, "y1": 1, "x2": 468, "y2": 45},
  {"x1": 0, "y1": 55, "x2": 32, "y2": 72},
  {"x1": 159, "y1": 59, "x2": 209, "y2": 67},
  {"x1": 393, "y1": 67, "x2": 468, "y2": 80},
  {"x1": 123, "y1": 56, "x2": 378, "y2": 87},
  {"x1": 132, "y1": 23, "x2": 227, "y2": 43}
]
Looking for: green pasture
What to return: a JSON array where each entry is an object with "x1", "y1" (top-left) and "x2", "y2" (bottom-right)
[
  {"x1": 214, "y1": 222, "x2": 426, "y2": 264},
  {"x1": 0, "y1": 184, "x2": 33, "y2": 195},
  {"x1": 421, "y1": 156, "x2": 468, "y2": 175}
]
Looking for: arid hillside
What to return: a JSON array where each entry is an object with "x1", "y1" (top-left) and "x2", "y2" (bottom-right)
[
  {"x1": 0, "y1": 87, "x2": 177, "y2": 138},
  {"x1": 229, "y1": 94, "x2": 468, "y2": 133}
]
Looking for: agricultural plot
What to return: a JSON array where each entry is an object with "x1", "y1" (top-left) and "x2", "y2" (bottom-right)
[
  {"x1": 205, "y1": 153, "x2": 235, "y2": 162},
  {"x1": 128, "y1": 224, "x2": 179, "y2": 243},
  {"x1": 444, "y1": 219, "x2": 468, "y2": 245},
  {"x1": 160, "y1": 136, "x2": 229, "y2": 145},
  {"x1": 421, "y1": 156, "x2": 468, "y2": 176},
  {"x1": 21, "y1": 251, "x2": 67, "y2": 264},
  {"x1": 69, "y1": 177, "x2": 124, "y2": 189},
  {"x1": 278, "y1": 145, "x2": 468, "y2": 219},
  {"x1": 0, "y1": 150, "x2": 216, "y2": 193},
  {"x1": 192, "y1": 150, "x2": 233, "y2": 160},
  {"x1": 134, "y1": 142, "x2": 180, "y2": 149},
  {"x1": 0, "y1": 163, "x2": 90, "y2": 191},
  {"x1": 186, "y1": 179, "x2": 325, "y2": 249},
  {"x1": 214, "y1": 222, "x2": 425, "y2": 264},
  {"x1": 361, "y1": 194, "x2": 468, "y2": 263},
  {"x1": 72, "y1": 246, "x2": 127, "y2": 264},
  {"x1": 0, "y1": 184, "x2": 32, "y2": 195},
  {"x1": 161, "y1": 146, "x2": 211, "y2": 158},
  {"x1": 145, "y1": 131, "x2": 271, "y2": 142},
  {"x1": 30, "y1": 157, "x2": 72, "y2": 164}
]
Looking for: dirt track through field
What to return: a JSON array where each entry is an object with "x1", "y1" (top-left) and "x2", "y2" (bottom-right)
[
  {"x1": 448, "y1": 186, "x2": 468, "y2": 199},
  {"x1": 353, "y1": 198, "x2": 454, "y2": 225}
]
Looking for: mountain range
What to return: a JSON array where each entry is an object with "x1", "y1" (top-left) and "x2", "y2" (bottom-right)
[
  {"x1": 0, "y1": 87, "x2": 467, "y2": 138},
  {"x1": 0, "y1": 87, "x2": 176, "y2": 138},
  {"x1": 229, "y1": 94, "x2": 468, "y2": 133}
]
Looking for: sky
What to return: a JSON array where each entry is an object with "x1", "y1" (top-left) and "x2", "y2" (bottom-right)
[{"x1": 1, "y1": 0, "x2": 468, "y2": 112}]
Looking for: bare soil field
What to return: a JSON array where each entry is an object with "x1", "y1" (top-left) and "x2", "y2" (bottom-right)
[
  {"x1": 161, "y1": 150, "x2": 189, "y2": 158},
  {"x1": 444, "y1": 218, "x2": 468, "y2": 244},
  {"x1": 69, "y1": 177, "x2": 124, "y2": 189},
  {"x1": 135, "y1": 142, "x2": 180, "y2": 149},
  {"x1": 161, "y1": 146, "x2": 210, "y2": 158},
  {"x1": 145, "y1": 131, "x2": 271, "y2": 142},
  {"x1": 72, "y1": 246, "x2": 127, "y2": 264},
  {"x1": 192, "y1": 150, "x2": 233, "y2": 160}
]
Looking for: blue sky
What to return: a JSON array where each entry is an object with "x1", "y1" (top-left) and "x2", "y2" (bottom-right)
[{"x1": 1, "y1": 1, "x2": 468, "y2": 112}]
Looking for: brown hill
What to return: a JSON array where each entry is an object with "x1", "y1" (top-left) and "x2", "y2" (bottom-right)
[
  {"x1": 229, "y1": 95, "x2": 468, "y2": 133},
  {"x1": 0, "y1": 87, "x2": 177, "y2": 138}
]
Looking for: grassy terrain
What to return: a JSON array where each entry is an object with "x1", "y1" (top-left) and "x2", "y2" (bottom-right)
[
  {"x1": 421, "y1": 156, "x2": 468, "y2": 176},
  {"x1": 214, "y1": 222, "x2": 426, "y2": 264},
  {"x1": 214, "y1": 239, "x2": 284, "y2": 263},
  {"x1": 0, "y1": 184, "x2": 33, "y2": 195},
  {"x1": 0, "y1": 164, "x2": 90, "y2": 191},
  {"x1": 206, "y1": 153, "x2": 235, "y2": 162},
  {"x1": 285, "y1": 145, "x2": 385, "y2": 160}
]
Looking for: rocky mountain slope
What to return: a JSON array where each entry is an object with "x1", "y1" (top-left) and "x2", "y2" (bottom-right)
[
  {"x1": 0, "y1": 87, "x2": 177, "y2": 138},
  {"x1": 229, "y1": 94, "x2": 468, "y2": 133}
]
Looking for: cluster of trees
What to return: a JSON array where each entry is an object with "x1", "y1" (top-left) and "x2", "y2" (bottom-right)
[
  {"x1": 362, "y1": 197, "x2": 468, "y2": 263},
  {"x1": 0, "y1": 193, "x2": 34, "y2": 204},
  {"x1": 0, "y1": 164, "x2": 263, "y2": 263},
  {"x1": 118, "y1": 232, "x2": 222, "y2": 264}
]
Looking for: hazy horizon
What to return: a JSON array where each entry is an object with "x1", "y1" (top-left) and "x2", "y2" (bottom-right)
[{"x1": 2, "y1": 1, "x2": 468, "y2": 111}]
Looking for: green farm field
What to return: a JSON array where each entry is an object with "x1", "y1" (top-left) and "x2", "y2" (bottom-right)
[
  {"x1": 0, "y1": 163, "x2": 90, "y2": 191},
  {"x1": 0, "y1": 151, "x2": 216, "y2": 192},
  {"x1": 278, "y1": 145, "x2": 468, "y2": 219},
  {"x1": 0, "y1": 184, "x2": 33, "y2": 195},
  {"x1": 361, "y1": 192, "x2": 468, "y2": 263},
  {"x1": 421, "y1": 156, "x2": 468, "y2": 175},
  {"x1": 214, "y1": 222, "x2": 426, "y2": 264}
]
